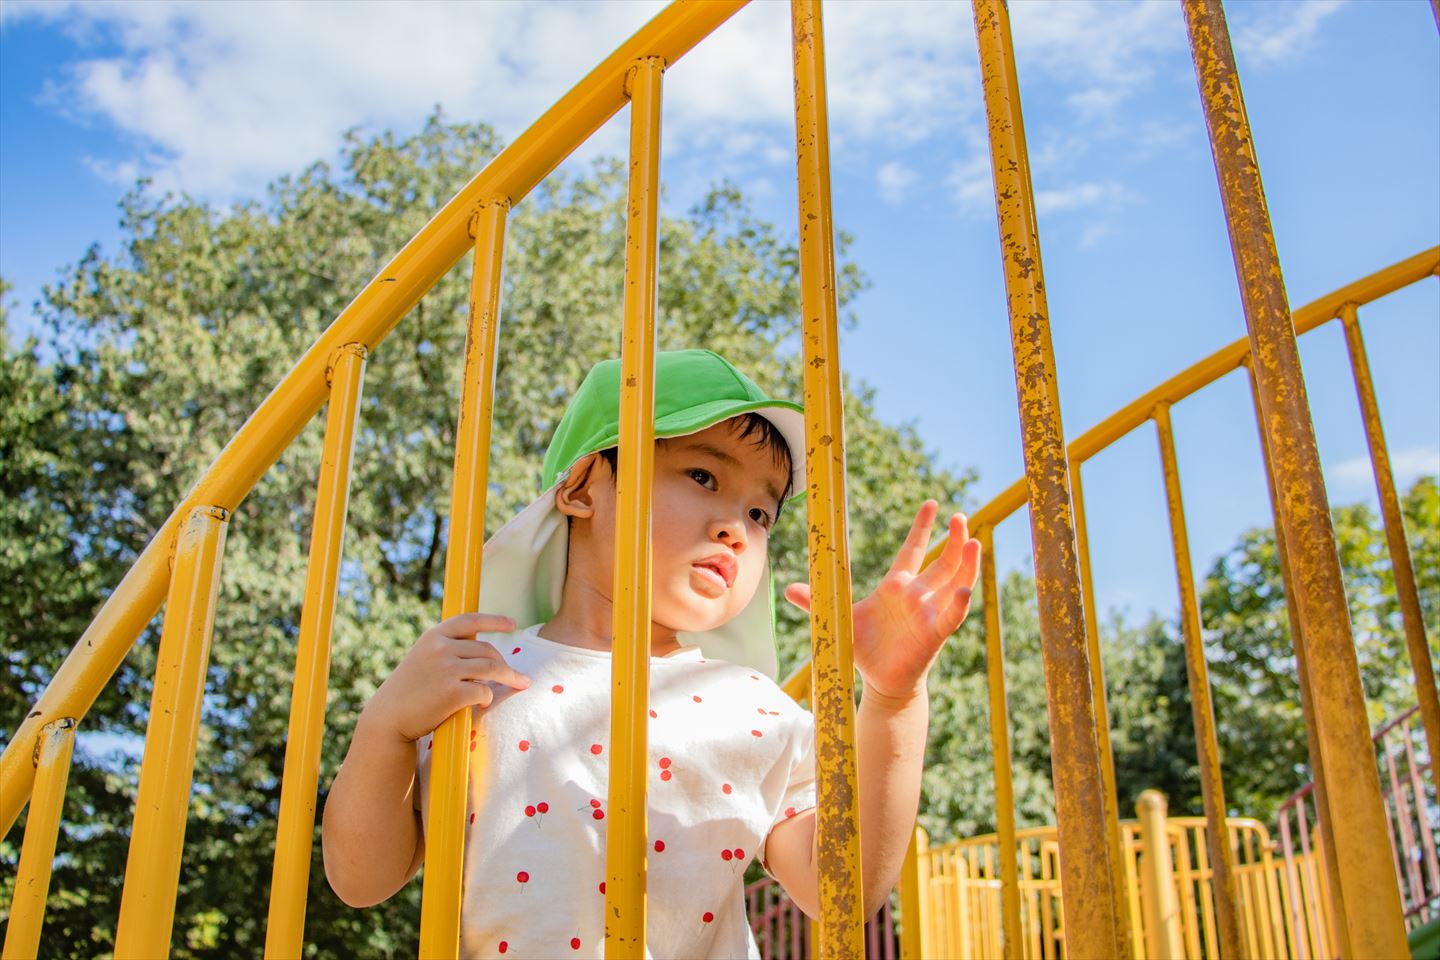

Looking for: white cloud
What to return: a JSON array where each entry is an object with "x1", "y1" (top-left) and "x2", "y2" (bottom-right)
[
  {"x1": 876, "y1": 161, "x2": 917, "y2": 205},
  {"x1": 1329, "y1": 446, "x2": 1440, "y2": 492},
  {"x1": 946, "y1": 154, "x2": 994, "y2": 217},
  {"x1": 1034, "y1": 180, "x2": 1124, "y2": 216},
  {"x1": 3, "y1": 0, "x2": 988, "y2": 203},
  {"x1": 1232, "y1": 0, "x2": 1345, "y2": 67}
]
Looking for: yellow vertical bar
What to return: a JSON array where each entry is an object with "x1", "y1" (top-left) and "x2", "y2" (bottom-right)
[
  {"x1": 1340, "y1": 303, "x2": 1440, "y2": 770},
  {"x1": 604, "y1": 54, "x2": 664, "y2": 960},
  {"x1": 1182, "y1": 2, "x2": 1407, "y2": 953},
  {"x1": 899, "y1": 825, "x2": 927, "y2": 959},
  {"x1": 114, "y1": 505, "x2": 229, "y2": 959},
  {"x1": 979, "y1": 527, "x2": 1023, "y2": 959},
  {"x1": 2, "y1": 719, "x2": 77, "y2": 960},
  {"x1": 1136, "y1": 791, "x2": 1184, "y2": 960},
  {"x1": 418, "y1": 198, "x2": 510, "y2": 959},
  {"x1": 1069, "y1": 456, "x2": 1132, "y2": 958},
  {"x1": 789, "y1": 2, "x2": 864, "y2": 956},
  {"x1": 971, "y1": 2, "x2": 1124, "y2": 956},
  {"x1": 1152, "y1": 402, "x2": 1244, "y2": 958},
  {"x1": 265, "y1": 343, "x2": 367, "y2": 959},
  {"x1": 1245, "y1": 359, "x2": 1349, "y2": 951}
]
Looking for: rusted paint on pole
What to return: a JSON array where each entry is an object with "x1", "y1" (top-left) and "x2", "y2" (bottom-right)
[
  {"x1": 419, "y1": 198, "x2": 510, "y2": 959},
  {"x1": 1153, "y1": 402, "x2": 1244, "y2": 959},
  {"x1": 604, "y1": 55, "x2": 665, "y2": 959},
  {"x1": 1340, "y1": 303, "x2": 1440, "y2": 772},
  {"x1": 2, "y1": 718, "x2": 76, "y2": 960},
  {"x1": 266, "y1": 343, "x2": 368, "y2": 959},
  {"x1": 979, "y1": 527, "x2": 1023, "y2": 959},
  {"x1": 1245, "y1": 360, "x2": 1350, "y2": 956},
  {"x1": 790, "y1": 2, "x2": 865, "y2": 954},
  {"x1": 972, "y1": 2, "x2": 1124, "y2": 955},
  {"x1": 1183, "y1": 1, "x2": 1407, "y2": 953},
  {"x1": 115, "y1": 505, "x2": 230, "y2": 959},
  {"x1": 1068, "y1": 456, "x2": 1132, "y2": 958}
]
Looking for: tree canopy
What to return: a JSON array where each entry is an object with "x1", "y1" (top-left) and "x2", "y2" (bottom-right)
[{"x1": 2, "y1": 113, "x2": 1434, "y2": 957}]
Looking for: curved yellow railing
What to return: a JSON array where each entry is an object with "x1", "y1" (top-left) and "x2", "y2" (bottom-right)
[{"x1": 3, "y1": 0, "x2": 1432, "y2": 957}]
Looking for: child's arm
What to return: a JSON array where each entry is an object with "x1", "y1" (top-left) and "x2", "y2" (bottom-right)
[
  {"x1": 322, "y1": 612, "x2": 530, "y2": 907},
  {"x1": 764, "y1": 683, "x2": 929, "y2": 919},
  {"x1": 772, "y1": 501, "x2": 980, "y2": 918}
]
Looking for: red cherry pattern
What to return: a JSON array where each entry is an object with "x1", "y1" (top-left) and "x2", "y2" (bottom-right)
[
  {"x1": 590, "y1": 743, "x2": 603, "y2": 755},
  {"x1": 499, "y1": 941, "x2": 508, "y2": 954},
  {"x1": 649, "y1": 709, "x2": 657, "y2": 718},
  {"x1": 516, "y1": 870, "x2": 529, "y2": 884},
  {"x1": 722, "y1": 783, "x2": 732, "y2": 795},
  {"x1": 654, "y1": 839, "x2": 666, "y2": 852},
  {"x1": 552, "y1": 684, "x2": 564, "y2": 694},
  {"x1": 512, "y1": 646, "x2": 521, "y2": 655},
  {"x1": 570, "y1": 938, "x2": 581, "y2": 950},
  {"x1": 751, "y1": 729, "x2": 763, "y2": 737},
  {"x1": 598, "y1": 881, "x2": 606, "y2": 894},
  {"x1": 692, "y1": 694, "x2": 703, "y2": 703},
  {"x1": 518, "y1": 739, "x2": 530, "y2": 752},
  {"x1": 786, "y1": 807, "x2": 798, "y2": 818},
  {"x1": 703, "y1": 911, "x2": 715, "y2": 923}
]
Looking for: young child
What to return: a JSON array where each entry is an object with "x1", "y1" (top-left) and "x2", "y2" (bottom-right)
[{"x1": 322, "y1": 349, "x2": 981, "y2": 958}]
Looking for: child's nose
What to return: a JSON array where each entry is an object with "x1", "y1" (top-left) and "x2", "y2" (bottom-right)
[{"x1": 709, "y1": 518, "x2": 746, "y2": 553}]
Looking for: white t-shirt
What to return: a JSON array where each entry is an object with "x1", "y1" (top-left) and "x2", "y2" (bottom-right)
[{"x1": 415, "y1": 623, "x2": 818, "y2": 959}]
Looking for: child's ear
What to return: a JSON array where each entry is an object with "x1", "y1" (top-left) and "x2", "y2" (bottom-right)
[{"x1": 555, "y1": 453, "x2": 602, "y2": 520}]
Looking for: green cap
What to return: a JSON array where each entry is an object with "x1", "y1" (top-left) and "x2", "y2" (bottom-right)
[{"x1": 543, "y1": 349, "x2": 805, "y2": 496}]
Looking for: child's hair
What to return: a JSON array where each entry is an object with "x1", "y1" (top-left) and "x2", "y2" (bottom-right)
[{"x1": 590, "y1": 411, "x2": 796, "y2": 519}]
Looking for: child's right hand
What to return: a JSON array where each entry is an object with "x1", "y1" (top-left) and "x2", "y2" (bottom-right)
[{"x1": 360, "y1": 612, "x2": 532, "y2": 744}]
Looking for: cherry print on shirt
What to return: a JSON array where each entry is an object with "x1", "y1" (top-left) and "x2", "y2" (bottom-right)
[
  {"x1": 469, "y1": 812, "x2": 476, "y2": 824},
  {"x1": 590, "y1": 743, "x2": 603, "y2": 755},
  {"x1": 654, "y1": 839, "x2": 666, "y2": 852},
  {"x1": 499, "y1": 941, "x2": 508, "y2": 954},
  {"x1": 649, "y1": 709, "x2": 657, "y2": 719},
  {"x1": 518, "y1": 739, "x2": 531, "y2": 752},
  {"x1": 722, "y1": 783, "x2": 732, "y2": 795},
  {"x1": 785, "y1": 807, "x2": 798, "y2": 818},
  {"x1": 598, "y1": 881, "x2": 606, "y2": 894},
  {"x1": 512, "y1": 646, "x2": 521, "y2": 655},
  {"x1": 579, "y1": 797, "x2": 605, "y2": 820},
  {"x1": 692, "y1": 694, "x2": 703, "y2": 703},
  {"x1": 524, "y1": 801, "x2": 549, "y2": 829},
  {"x1": 751, "y1": 729, "x2": 763, "y2": 737},
  {"x1": 570, "y1": 938, "x2": 581, "y2": 950},
  {"x1": 552, "y1": 684, "x2": 564, "y2": 694},
  {"x1": 703, "y1": 912, "x2": 715, "y2": 923},
  {"x1": 516, "y1": 870, "x2": 529, "y2": 893}
]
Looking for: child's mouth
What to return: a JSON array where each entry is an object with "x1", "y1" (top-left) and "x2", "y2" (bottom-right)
[{"x1": 691, "y1": 563, "x2": 731, "y2": 592}]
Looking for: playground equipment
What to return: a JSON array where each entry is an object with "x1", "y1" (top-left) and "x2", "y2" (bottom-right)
[{"x1": 1, "y1": 0, "x2": 1435, "y2": 957}]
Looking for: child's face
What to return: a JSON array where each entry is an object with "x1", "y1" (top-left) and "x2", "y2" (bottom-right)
[{"x1": 566, "y1": 418, "x2": 791, "y2": 635}]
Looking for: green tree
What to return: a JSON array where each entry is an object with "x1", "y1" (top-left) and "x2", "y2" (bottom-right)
[
  {"x1": 0, "y1": 114, "x2": 973, "y2": 958},
  {"x1": 1195, "y1": 475, "x2": 1439, "y2": 821}
]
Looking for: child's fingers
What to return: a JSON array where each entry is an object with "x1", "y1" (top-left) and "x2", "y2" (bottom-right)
[
  {"x1": 430, "y1": 611, "x2": 518, "y2": 640},
  {"x1": 917, "y1": 514, "x2": 968, "y2": 590},
  {"x1": 783, "y1": 582, "x2": 812, "y2": 612},
  {"x1": 455, "y1": 655, "x2": 531, "y2": 691},
  {"x1": 887, "y1": 500, "x2": 939, "y2": 578}
]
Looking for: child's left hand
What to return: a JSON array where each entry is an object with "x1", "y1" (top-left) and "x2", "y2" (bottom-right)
[{"x1": 783, "y1": 500, "x2": 982, "y2": 702}]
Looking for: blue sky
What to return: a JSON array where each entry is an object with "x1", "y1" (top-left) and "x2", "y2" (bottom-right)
[{"x1": 2, "y1": 0, "x2": 1437, "y2": 631}]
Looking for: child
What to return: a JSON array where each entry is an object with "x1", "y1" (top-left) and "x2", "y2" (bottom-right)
[{"x1": 322, "y1": 349, "x2": 981, "y2": 958}]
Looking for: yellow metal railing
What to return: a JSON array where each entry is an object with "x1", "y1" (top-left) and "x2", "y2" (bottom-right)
[
  {"x1": 2, "y1": 0, "x2": 1434, "y2": 957},
  {"x1": 909, "y1": 802, "x2": 1337, "y2": 960}
]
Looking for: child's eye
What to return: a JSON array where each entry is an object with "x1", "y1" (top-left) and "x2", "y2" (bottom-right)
[
  {"x1": 688, "y1": 468, "x2": 717, "y2": 489},
  {"x1": 749, "y1": 507, "x2": 774, "y2": 530}
]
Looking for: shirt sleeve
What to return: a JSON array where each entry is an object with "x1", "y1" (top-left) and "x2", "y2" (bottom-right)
[{"x1": 756, "y1": 703, "x2": 817, "y2": 878}]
